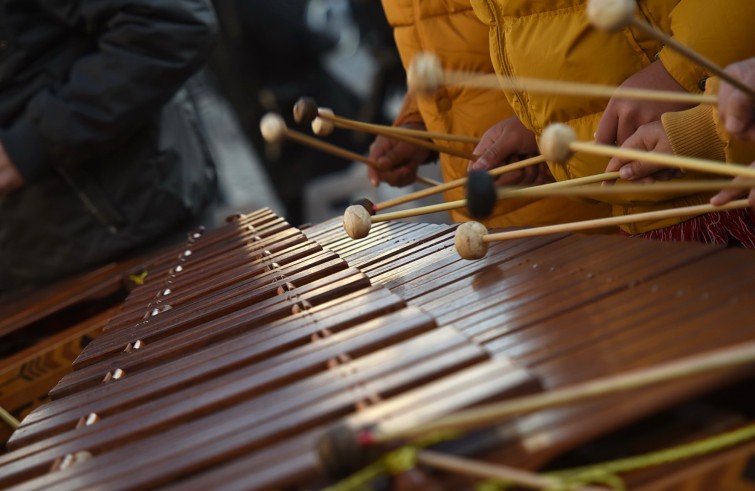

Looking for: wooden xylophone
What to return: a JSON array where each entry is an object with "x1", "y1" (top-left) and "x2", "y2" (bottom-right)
[{"x1": 1, "y1": 207, "x2": 755, "y2": 490}]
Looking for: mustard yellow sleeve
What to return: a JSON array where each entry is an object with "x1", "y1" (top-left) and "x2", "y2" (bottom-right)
[
  {"x1": 662, "y1": 78, "x2": 755, "y2": 165},
  {"x1": 658, "y1": 0, "x2": 755, "y2": 94},
  {"x1": 661, "y1": 105, "x2": 725, "y2": 161}
]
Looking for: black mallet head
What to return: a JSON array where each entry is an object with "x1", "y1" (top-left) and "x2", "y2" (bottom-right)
[
  {"x1": 465, "y1": 170, "x2": 496, "y2": 219},
  {"x1": 350, "y1": 198, "x2": 377, "y2": 216},
  {"x1": 293, "y1": 96, "x2": 319, "y2": 126},
  {"x1": 316, "y1": 423, "x2": 378, "y2": 479}
]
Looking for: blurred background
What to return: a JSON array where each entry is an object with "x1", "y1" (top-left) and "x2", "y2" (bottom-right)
[{"x1": 202, "y1": 0, "x2": 449, "y2": 227}]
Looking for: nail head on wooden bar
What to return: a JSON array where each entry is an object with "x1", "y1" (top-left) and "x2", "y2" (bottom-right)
[
  {"x1": 123, "y1": 340, "x2": 145, "y2": 353},
  {"x1": 76, "y1": 412, "x2": 100, "y2": 428},
  {"x1": 292, "y1": 299, "x2": 313, "y2": 314},
  {"x1": 102, "y1": 368, "x2": 125, "y2": 383}
]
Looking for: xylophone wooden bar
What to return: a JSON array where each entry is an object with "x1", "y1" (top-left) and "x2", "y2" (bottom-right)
[
  {"x1": 47, "y1": 286, "x2": 403, "y2": 401},
  {"x1": 73, "y1": 255, "x2": 360, "y2": 368},
  {"x1": 23, "y1": 288, "x2": 404, "y2": 437},
  {"x1": 113, "y1": 229, "x2": 314, "y2": 309},
  {"x1": 107, "y1": 224, "x2": 309, "y2": 318}
]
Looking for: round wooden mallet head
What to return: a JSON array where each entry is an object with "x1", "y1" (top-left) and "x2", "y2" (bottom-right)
[
  {"x1": 586, "y1": 0, "x2": 635, "y2": 31},
  {"x1": 407, "y1": 52, "x2": 444, "y2": 93},
  {"x1": 539, "y1": 123, "x2": 576, "y2": 164},
  {"x1": 260, "y1": 113, "x2": 287, "y2": 143},
  {"x1": 343, "y1": 204, "x2": 373, "y2": 240},
  {"x1": 455, "y1": 221, "x2": 489, "y2": 260},
  {"x1": 466, "y1": 169, "x2": 497, "y2": 220},
  {"x1": 312, "y1": 108, "x2": 335, "y2": 136},
  {"x1": 293, "y1": 96, "x2": 319, "y2": 126}
]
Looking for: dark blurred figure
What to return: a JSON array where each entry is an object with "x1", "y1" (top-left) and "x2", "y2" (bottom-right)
[
  {"x1": 349, "y1": 0, "x2": 406, "y2": 130},
  {"x1": 0, "y1": 0, "x2": 219, "y2": 298},
  {"x1": 208, "y1": 0, "x2": 402, "y2": 225}
]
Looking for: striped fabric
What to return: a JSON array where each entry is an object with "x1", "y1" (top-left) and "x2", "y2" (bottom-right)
[{"x1": 623, "y1": 209, "x2": 755, "y2": 248}]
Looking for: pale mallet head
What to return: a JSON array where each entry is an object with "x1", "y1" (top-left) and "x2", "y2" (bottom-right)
[
  {"x1": 455, "y1": 221, "x2": 489, "y2": 260},
  {"x1": 539, "y1": 123, "x2": 576, "y2": 164},
  {"x1": 343, "y1": 204, "x2": 373, "y2": 240},
  {"x1": 260, "y1": 113, "x2": 287, "y2": 143}
]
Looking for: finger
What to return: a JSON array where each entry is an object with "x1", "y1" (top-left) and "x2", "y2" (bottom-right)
[
  {"x1": 367, "y1": 166, "x2": 380, "y2": 187},
  {"x1": 749, "y1": 189, "x2": 755, "y2": 210},
  {"x1": 494, "y1": 169, "x2": 524, "y2": 187},
  {"x1": 717, "y1": 81, "x2": 733, "y2": 130},
  {"x1": 710, "y1": 187, "x2": 747, "y2": 206},
  {"x1": 471, "y1": 134, "x2": 518, "y2": 172},
  {"x1": 531, "y1": 164, "x2": 551, "y2": 186},
  {"x1": 470, "y1": 132, "x2": 496, "y2": 171},
  {"x1": 618, "y1": 160, "x2": 669, "y2": 181},
  {"x1": 380, "y1": 141, "x2": 423, "y2": 171},
  {"x1": 616, "y1": 114, "x2": 641, "y2": 147},
  {"x1": 0, "y1": 171, "x2": 17, "y2": 194},
  {"x1": 520, "y1": 164, "x2": 538, "y2": 185},
  {"x1": 380, "y1": 164, "x2": 417, "y2": 188},
  {"x1": 594, "y1": 105, "x2": 619, "y2": 145},
  {"x1": 373, "y1": 154, "x2": 397, "y2": 172},
  {"x1": 605, "y1": 155, "x2": 629, "y2": 173},
  {"x1": 723, "y1": 88, "x2": 755, "y2": 136},
  {"x1": 471, "y1": 142, "x2": 503, "y2": 171},
  {"x1": 393, "y1": 166, "x2": 418, "y2": 188},
  {"x1": 367, "y1": 136, "x2": 392, "y2": 161}
]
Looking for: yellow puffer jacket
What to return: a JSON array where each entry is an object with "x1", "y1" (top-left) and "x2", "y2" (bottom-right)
[
  {"x1": 470, "y1": 0, "x2": 755, "y2": 233},
  {"x1": 382, "y1": 0, "x2": 611, "y2": 227}
]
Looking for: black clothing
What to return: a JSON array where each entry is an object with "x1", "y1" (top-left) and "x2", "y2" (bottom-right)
[
  {"x1": 208, "y1": 0, "x2": 367, "y2": 225},
  {"x1": 0, "y1": 0, "x2": 218, "y2": 292}
]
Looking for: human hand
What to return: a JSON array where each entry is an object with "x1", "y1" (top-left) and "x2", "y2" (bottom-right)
[
  {"x1": 595, "y1": 60, "x2": 695, "y2": 146},
  {"x1": 367, "y1": 123, "x2": 433, "y2": 187},
  {"x1": 0, "y1": 142, "x2": 24, "y2": 196},
  {"x1": 718, "y1": 58, "x2": 755, "y2": 141},
  {"x1": 604, "y1": 120, "x2": 683, "y2": 184},
  {"x1": 469, "y1": 116, "x2": 540, "y2": 186},
  {"x1": 710, "y1": 162, "x2": 755, "y2": 210}
]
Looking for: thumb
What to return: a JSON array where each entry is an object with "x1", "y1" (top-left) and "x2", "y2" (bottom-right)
[
  {"x1": 367, "y1": 166, "x2": 380, "y2": 187},
  {"x1": 618, "y1": 160, "x2": 668, "y2": 181},
  {"x1": 725, "y1": 93, "x2": 754, "y2": 135},
  {"x1": 470, "y1": 138, "x2": 511, "y2": 171}
]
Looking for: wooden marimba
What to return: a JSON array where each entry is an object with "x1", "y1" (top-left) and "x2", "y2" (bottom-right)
[{"x1": 1, "y1": 207, "x2": 754, "y2": 490}]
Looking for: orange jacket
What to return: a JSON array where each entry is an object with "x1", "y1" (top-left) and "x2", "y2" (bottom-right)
[{"x1": 382, "y1": 0, "x2": 611, "y2": 227}]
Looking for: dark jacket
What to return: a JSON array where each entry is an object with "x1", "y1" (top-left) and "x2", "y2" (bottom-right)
[{"x1": 0, "y1": 0, "x2": 218, "y2": 291}]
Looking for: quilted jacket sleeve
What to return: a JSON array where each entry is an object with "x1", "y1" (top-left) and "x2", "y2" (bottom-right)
[{"x1": 658, "y1": 0, "x2": 755, "y2": 94}]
